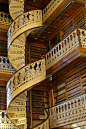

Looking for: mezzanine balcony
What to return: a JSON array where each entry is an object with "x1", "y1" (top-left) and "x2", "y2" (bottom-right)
[
  {"x1": 49, "y1": 92, "x2": 86, "y2": 128},
  {"x1": 46, "y1": 27, "x2": 86, "y2": 77}
]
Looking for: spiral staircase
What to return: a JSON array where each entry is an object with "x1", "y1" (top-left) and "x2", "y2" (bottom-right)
[{"x1": 7, "y1": 0, "x2": 49, "y2": 129}]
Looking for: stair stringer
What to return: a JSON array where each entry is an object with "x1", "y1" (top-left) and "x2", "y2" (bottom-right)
[{"x1": 7, "y1": 58, "x2": 46, "y2": 128}]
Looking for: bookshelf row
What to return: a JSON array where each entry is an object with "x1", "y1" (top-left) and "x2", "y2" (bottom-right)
[{"x1": 54, "y1": 68, "x2": 86, "y2": 104}]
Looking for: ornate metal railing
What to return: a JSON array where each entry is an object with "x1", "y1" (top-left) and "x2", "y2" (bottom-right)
[
  {"x1": 0, "y1": 12, "x2": 12, "y2": 27},
  {"x1": 43, "y1": 0, "x2": 64, "y2": 23},
  {"x1": 7, "y1": 58, "x2": 46, "y2": 108},
  {"x1": 49, "y1": 93, "x2": 86, "y2": 128},
  {"x1": 0, "y1": 56, "x2": 15, "y2": 74},
  {"x1": 45, "y1": 28, "x2": 80, "y2": 70},
  {"x1": 8, "y1": 10, "x2": 42, "y2": 48},
  {"x1": 0, "y1": 110, "x2": 19, "y2": 129}
]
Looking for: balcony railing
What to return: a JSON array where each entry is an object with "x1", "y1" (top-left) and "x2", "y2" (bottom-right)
[
  {"x1": 0, "y1": 56, "x2": 15, "y2": 74},
  {"x1": 8, "y1": 10, "x2": 42, "y2": 48},
  {"x1": 45, "y1": 28, "x2": 86, "y2": 70},
  {"x1": 43, "y1": 0, "x2": 64, "y2": 23},
  {"x1": 49, "y1": 93, "x2": 86, "y2": 128},
  {"x1": 0, "y1": 12, "x2": 12, "y2": 27},
  {"x1": 7, "y1": 58, "x2": 46, "y2": 108}
]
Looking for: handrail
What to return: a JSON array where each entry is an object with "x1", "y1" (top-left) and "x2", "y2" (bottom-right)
[
  {"x1": 43, "y1": 0, "x2": 64, "y2": 23},
  {"x1": 8, "y1": 10, "x2": 42, "y2": 49},
  {"x1": 7, "y1": 58, "x2": 46, "y2": 108},
  {"x1": 45, "y1": 28, "x2": 80, "y2": 70},
  {"x1": 49, "y1": 92, "x2": 86, "y2": 128}
]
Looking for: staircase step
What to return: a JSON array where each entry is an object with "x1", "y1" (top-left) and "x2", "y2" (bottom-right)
[
  {"x1": 17, "y1": 118, "x2": 26, "y2": 126},
  {"x1": 10, "y1": 43, "x2": 25, "y2": 49},
  {"x1": 15, "y1": 38, "x2": 25, "y2": 45},
  {"x1": 10, "y1": 100, "x2": 26, "y2": 106},
  {"x1": 10, "y1": 0, "x2": 24, "y2": 4},
  {"x1": 8, "y1": 106, "x2": 26, "y2": 113},
  {"x1": 10, "y1": 113, "x2": 26, "y2": 119},
  {"x1": 10, "y1": 10, "x2": 24, "y2": 20},
  {"x1": 9, "y1": 3, "x2": 24, "y2": 9}
]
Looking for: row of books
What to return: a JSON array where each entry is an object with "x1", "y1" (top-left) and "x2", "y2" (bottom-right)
[
  {"x1": 32, "y1": 96, "x2": 44, "y2": 101},
  {"x1": 32, "y1": 90, "x2": 48, "y2": 96},
  {"x1": 32, "y1": 108, "x2": 44, "y2": 113},
  {"x1": 66, "y1": 73, "x2": 79, "y2": 83},
  {"x1": 67, "y1": 86, "x2": 81, "y2": 96},
  {"x1": 32, "y1": 102, "x2": 45, "y2": 107},
  {"x1": 0, "y1": 99, "x2": 6, "y2": 104},
  {"x1": 74, "y1": 11, "x2": 84, "y2": 24},
  {"x1": 0, "y1": 93, "x2": 6, "y2": 97},
  {"x1": 0, "y1": 105, "x2": 6, "y2": 110},
  {"x1": 0, "y1": 86, "x2": 6, "y2": 92},
  {"x1": 81, "y1": 68, "x2": 86, "y2": 92}
]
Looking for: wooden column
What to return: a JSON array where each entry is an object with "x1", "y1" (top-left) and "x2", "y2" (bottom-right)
[
  {"x1": 49, "y1": 90, "x2": 54, "y2": 107},
  {"x1": 72, "y1": 19, "x2": 75, "y2": 30},
  {"x1": 25, "y1": 38, "x2": 27, "y2": 65},
  {"x1": 79, "y1": 70, "x2": 83, "y2": 93},
  {"x1": 65, "y1": 80, "x2": 68, "y2": 100},
  {"x1": 49, "y1": 41, "x2": 51, "y2": 50},
  {"x1": 77, "y1": 26, "x2": 81, "y2": 47},
  {"x1": 30, "y1": 90, "x2": 33, "y2": 128},
  {"x1": 60, "y1": 31, "x2": 64, "y2": 41},
  {"x1": 29, "y1": 45, "x2": 31, "y2": 63}
]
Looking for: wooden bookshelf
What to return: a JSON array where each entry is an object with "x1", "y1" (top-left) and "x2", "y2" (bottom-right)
[
  {"x1": 54, "y1": 80, "x2": 66, "y2": 104},
  {"x1": 66, "y1": 72, "x2": 82, "y2": 99},
  {"x1": 81, "y1": 68, "x2": 86, "y2": 92},
  {"x1": 0, "y1": 86, "x2": 6, "y2": 110},
  {"x1": 74, "y1": 11, "x2": 85, "y2": 29},
  {"x1": 31, "y1": 89, "x2": 48, "y2": 120}
]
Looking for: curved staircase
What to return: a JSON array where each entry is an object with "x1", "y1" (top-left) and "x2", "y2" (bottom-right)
[{"x1": 7, "y1": 0, "x2": 49, "y2": 129}]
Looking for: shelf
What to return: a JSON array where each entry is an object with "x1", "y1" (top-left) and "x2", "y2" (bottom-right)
[
  {"x1": 67, "y1": 83, "x2": 81, "y2": 92},
  {"x1": 32, "y1": 100, "x2": 49, "y2": 103},
  {"x1": 32, "y1": 94, "x2": 48, "y2": 98},
  {"x1": 56, "y1": 98, "x2": 66, "y2": 104},
  {"x1": 32, "y1": 106, "x2": 48, "y2": 109},
  {"x1": 32, "y1": 112, "x2": 45, "y2": 115},
  {"x1": 68, "y1": 90, "x2": 81, "y2": 98}
]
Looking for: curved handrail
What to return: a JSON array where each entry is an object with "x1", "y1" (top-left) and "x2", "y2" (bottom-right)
[
  {"x1": 7, "y1": 58, "x2": 46, "y2": 108},
  {"x1": 8, "y1": 10, "x2": 42, "y2": 49}
]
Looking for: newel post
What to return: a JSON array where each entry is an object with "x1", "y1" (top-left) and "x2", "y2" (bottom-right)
[{"x1": 77, "y1": 26, "x2": 81, "y2": 47}]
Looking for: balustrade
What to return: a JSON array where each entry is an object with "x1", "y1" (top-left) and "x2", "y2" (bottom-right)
[
  {"x1": 0, "y1": 111, "x2": 18, "y2": 129},
  {"x1": 0, "y1": 12, "x2": 12, "y2": 27},
  {"x1": 7, "y1": 58, "x2": 46, "y2": 108},
  {"x1": 45, "y1": 29, "x2": 80, "y2": 70},
  {"x1": 49, "y1": 93, "x2": 86, "y2": 128},
  {"x1": 79, "y1": 28, "x2": 86, "y2": 48},
  {"x1": 0, "y1": 56, "x2": 15, "y2": 74},
  {"x1": 43, "y1": 0, "x2": 64, "y2": 23},
  {"x1": 8, "y1": 10, "x2": 42, "y2": 48}
]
